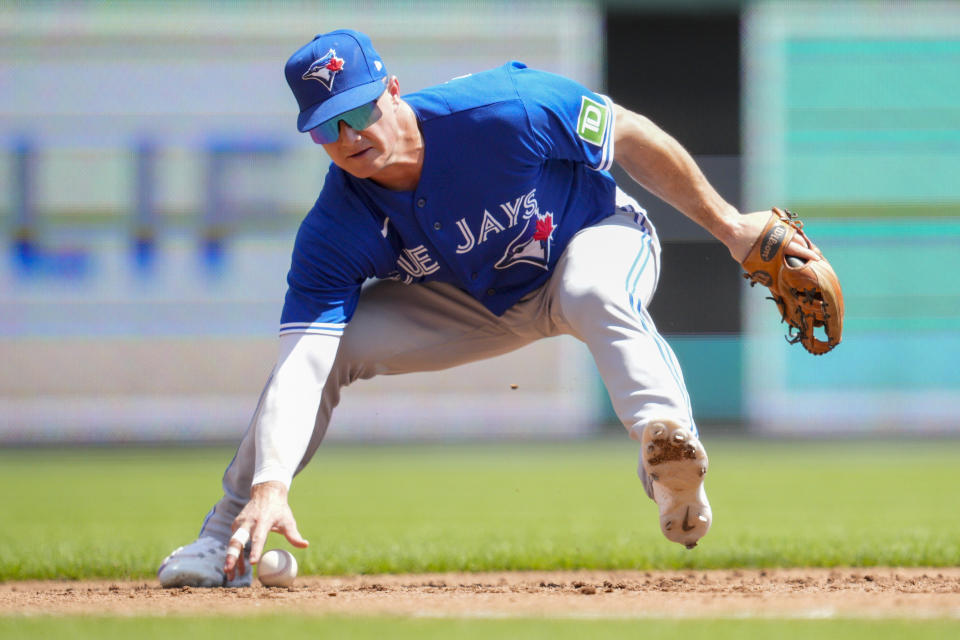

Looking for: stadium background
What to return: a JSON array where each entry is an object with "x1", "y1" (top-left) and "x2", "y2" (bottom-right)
[{"x1": 2, "y1": 0, "x2": 958, "y2": 444}]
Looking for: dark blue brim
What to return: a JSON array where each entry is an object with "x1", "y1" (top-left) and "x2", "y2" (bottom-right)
[{"x1": 297, "y1": 77, "x2": 387, "y2": 133}]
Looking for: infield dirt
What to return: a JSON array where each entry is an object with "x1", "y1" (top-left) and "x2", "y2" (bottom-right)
[{"x1": 2, "y1": 568, "x2": 959, "y2": 618}]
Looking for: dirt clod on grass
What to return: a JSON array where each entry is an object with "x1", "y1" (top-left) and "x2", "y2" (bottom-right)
[{"x1": 2, "y1": 568, "x2": 959, "y2": 618}]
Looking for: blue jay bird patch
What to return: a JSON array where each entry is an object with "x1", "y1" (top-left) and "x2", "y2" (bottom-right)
[
  {"x1": 495, "y1": 212, "x2": 556, "y2": 271},
  {"x1": 302, "y1": 50, "x2": 345, "y2": 91}
]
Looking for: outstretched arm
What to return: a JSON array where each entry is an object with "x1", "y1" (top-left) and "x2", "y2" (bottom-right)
[
  {"x1": 611, "y1": 104, "x2": 819, "y2": 263},
  {"x1": 224, "y1": 332, "x2": 339, "y2": 579}
]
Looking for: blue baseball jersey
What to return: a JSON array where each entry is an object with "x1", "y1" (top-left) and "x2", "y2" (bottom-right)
[{"x1": 280, "y1": 62, "x2": 619, "y2": 337}]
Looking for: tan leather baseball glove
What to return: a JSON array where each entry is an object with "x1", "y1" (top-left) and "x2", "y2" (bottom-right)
[{"x1": 741, "y1": 208, "x2": 844, "y2": 355}]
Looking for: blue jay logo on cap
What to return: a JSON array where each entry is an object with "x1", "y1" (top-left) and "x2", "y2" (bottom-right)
[{"x1": 301, "y1": 49, "x2": 345, "y2": 91}]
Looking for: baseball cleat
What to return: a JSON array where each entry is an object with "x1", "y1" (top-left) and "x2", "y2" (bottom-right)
[
  {"x1": 157, "y1": 536, "x2": 251, "y2": 588},
  {"x1": 640, "y1": 420, "x2": 711, "y2": 549}
]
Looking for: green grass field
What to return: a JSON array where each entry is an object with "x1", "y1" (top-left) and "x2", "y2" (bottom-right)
[
  {"x1": 2, "y1": 437, "x2": 959, "y2": 638},
  {"x1": 1, "y1": 436, "x2": 958, "y2": 581},
  {"x1": 1, "y1": 616, "x2": 958, "y2": 640}
]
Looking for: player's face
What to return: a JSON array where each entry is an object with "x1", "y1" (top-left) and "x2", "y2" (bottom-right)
[{"x1": 318, "y1": 84, "x2": 404, "y2": 180}]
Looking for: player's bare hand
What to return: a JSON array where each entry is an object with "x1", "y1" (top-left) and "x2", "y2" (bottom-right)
[
  {"x1": 724, "y1": 210, "x2": 821, "y2": 264},
  {"x1": 223, "y1": 481, "x2": 309, "y2": 580}
]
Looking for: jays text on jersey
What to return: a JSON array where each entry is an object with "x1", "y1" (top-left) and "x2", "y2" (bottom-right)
[{"x1": 280, "y1": 62, "x2": 618, "y2": 337}]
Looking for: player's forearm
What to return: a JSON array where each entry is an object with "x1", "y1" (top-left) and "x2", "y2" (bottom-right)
[
  {"x1": 612, "y1": 105, "x2": 739, "y2": 244},
  {"x1": 252, "y1": 333, "x2": 340, "y2": 489}
]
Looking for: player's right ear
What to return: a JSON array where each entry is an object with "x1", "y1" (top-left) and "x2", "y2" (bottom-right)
[{"x1": 386, "y1": 75, "x2": 401, "y2": 97}]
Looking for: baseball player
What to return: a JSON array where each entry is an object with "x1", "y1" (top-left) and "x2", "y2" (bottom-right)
[{"x1": 157, "y1": 29, "x2": 823, "y2": 587}]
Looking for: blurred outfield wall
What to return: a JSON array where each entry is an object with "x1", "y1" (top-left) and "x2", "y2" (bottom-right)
[
  {"x1": 743, "y1": 1, "x2": 960, "y2": 435},
  {"x1": 7, "y1": 0, "x2": 957, "y2": 444},
  {"x1": 0, "y1": 1, "x2": 606, "y2": 443}
]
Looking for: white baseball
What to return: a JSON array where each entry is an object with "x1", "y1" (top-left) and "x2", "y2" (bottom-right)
[{"x1": 257, "y1": 549, "x2": 298, "y2": 587}]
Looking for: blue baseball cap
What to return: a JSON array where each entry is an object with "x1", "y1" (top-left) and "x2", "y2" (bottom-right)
[{"x1": 285, "y1": 29, "x2": 388, "y2": 133}]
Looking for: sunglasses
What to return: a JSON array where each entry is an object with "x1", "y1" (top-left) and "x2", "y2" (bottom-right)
[{"x1": 309, "y1": 100, "x2": 383, "y2": 144}]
